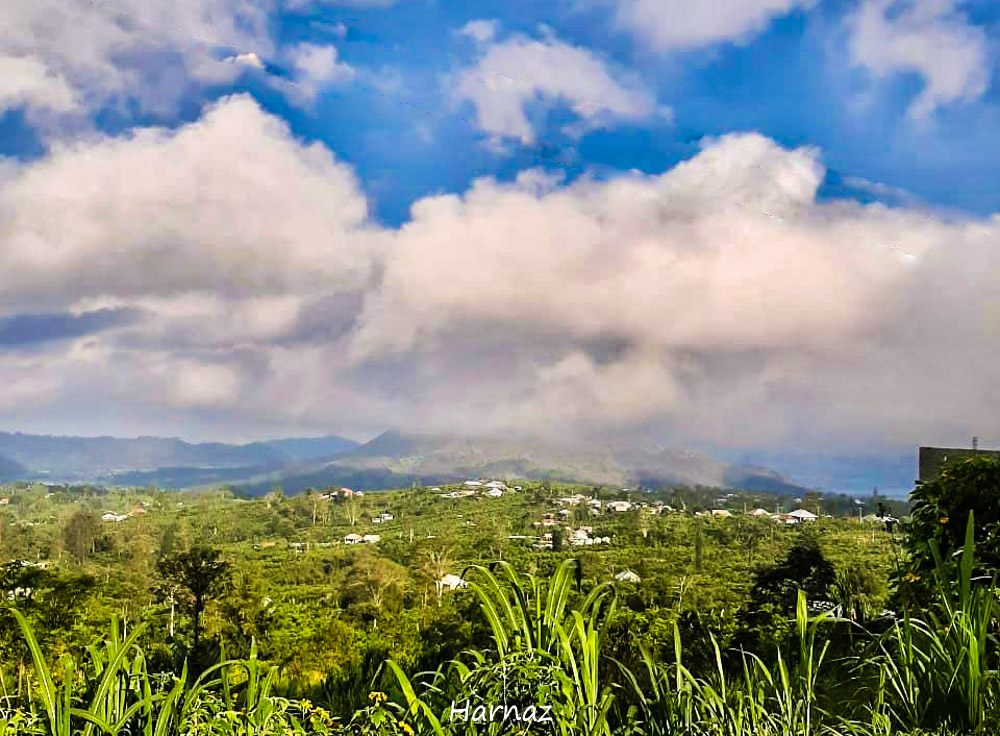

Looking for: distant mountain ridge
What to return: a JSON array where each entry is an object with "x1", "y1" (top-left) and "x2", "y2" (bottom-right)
[
  {"x1": 242, "y1": 430, "x2": 812, "y2": 496},
  {"x1": 0, "y1": 429, "x2": 877, "y2": 497},
  {"x1": 0, "y1": 431, "x2": 358, "y2": 484}
]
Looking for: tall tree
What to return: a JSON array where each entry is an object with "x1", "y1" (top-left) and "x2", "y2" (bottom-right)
[
  {"x1": 63, "y1": 509, "x2": 100, "y2": 561},
  {"x1": 154, "y1": 546, "x2": 232, "y2": 649}
]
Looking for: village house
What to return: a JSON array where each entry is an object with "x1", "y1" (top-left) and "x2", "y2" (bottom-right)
[
  {"x1": 438, "y1": 574, "x2": 467, "y2": 592},
  {"x1": 607, "y1": 500, "x2": 633, "y2": 513},
  {"x1": 614, "y1": 570, "x2": 641, "y2": 583},
  {"x1": 788, "y1": 509, "x2": 819, "y2": 522}
]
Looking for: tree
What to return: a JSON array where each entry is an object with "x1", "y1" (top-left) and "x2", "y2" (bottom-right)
[
  {"x1": 154, "y1": 546, "x2": 232, "y2": 649},
  {"x1": 63, "y1": 509, "x2": 99, "y2": 561},
  {"x1": 551, "y1": 527, "x2": 563, "y2": 553},
  {"x1": 421, "y1": 546, "x2": 454, "y2": 607},
  {"x1": 735, "y1": 536, "x2": 835, "y2": 655},
  {"x1": 898, "y1": 456, "x2": 1000, "y2": 604}
]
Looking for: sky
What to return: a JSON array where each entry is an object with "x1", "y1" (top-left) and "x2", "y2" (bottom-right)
[{"x1": 0, "y1": 0, "x2": 999, "y2": 470}]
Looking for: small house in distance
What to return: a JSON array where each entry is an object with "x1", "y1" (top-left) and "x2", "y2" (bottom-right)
[
  {"x1": 788, "y1": 509, "x2": 818, "y2": 522},
  {"x1": 614, "y1": 570, "x2": 641, "y2": 583},
  {"x1": 438, "y1": 574, "x2": 467, "y2": 592}
]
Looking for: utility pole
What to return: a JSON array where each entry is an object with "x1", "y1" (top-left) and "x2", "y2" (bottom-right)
[{"x1": 973, "y1": 436, "x2": 979, "y2": 457}]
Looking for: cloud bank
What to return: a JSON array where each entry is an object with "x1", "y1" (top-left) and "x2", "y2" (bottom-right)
[
  {"x1": 1, "y1": 94, "x2": 998, "y2": 449},
  {"x1": 453, "y1": 25, "x2": 668, "y2": 144}
]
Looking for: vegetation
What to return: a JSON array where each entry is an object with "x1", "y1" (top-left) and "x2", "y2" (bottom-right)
[{"x1": 0, "y1": 460, "x2": 995, "y2": 734}]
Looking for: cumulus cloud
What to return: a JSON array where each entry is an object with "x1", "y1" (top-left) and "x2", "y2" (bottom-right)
[
  {"x1": 606, "y1": 0, "x2": 814, "y2": 51},
  {"x1": 847, "y1": 0, "x2": 991, "y2": 118},
  {"x1": 0, "y1": 94, "x2": 380, "y2": 312},
  {"x1": 0, "y1": 0, "x2": 276, "y2": 125},
  {"x1": 452, "y1": 27, "x2": 668, "y2": 144},
  {"x1": 1, "y1": 97, "x2": 998, "y2": 450},
  {"x1": 286, "y1": 43, "x2": 356, "y2": 100},
  {"x1": 347, "y1": 133, "x2": 1000, "y2": 448}
]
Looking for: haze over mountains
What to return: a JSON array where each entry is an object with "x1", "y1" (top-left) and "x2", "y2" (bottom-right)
[
  {"x1": 0, "y1": 428, "x2": 920, "y2": 497},
  {"x1": 244, "y1": 431, "x2": 812, "y2": 496},
  {"x1": 0, "y1": 432, "x2": 358, "y2": 485},
  {"x1": 0, "y1": 428, "x2": 851, "y2": 496}
]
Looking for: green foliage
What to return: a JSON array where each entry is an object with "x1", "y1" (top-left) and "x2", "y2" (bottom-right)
[{"x1": 900, "y1": 456, "x2": 1000, "y2": 605}]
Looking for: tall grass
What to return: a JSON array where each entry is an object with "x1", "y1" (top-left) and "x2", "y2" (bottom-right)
[
  {"x1": 0, "y1": 614, "x2": 337, "y2": 735},
  {"x1": 2, "y1": 533, "x2": 997, "y2": 736},
  {"x1": 868, "y1": 512, "x2": 998, "y2": 734}
]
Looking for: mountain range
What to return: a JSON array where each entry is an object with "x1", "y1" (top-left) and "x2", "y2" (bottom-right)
[
  {"x1": 0, "y1": 428, "x2": 917, "y2": 497},
  {"x1": 239, "y1": 431, "x2": 812, "y2": 496},
  {"x1": 0, "y1": 431, "x2": 358, "y2": 485}
]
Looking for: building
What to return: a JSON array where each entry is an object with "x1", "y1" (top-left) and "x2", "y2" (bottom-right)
[
  {"x1": 614, "y1": 570, "x2": 641, "y2": 583},
  {"x1": 438, "y1": 574, "x2": 467, "y2": 591},
  {"x1": 607, "y1": 501, "x2": 633, "y2": 512},
  {"x1": 485, "y1": 488, "x2": 503, "y2": 498},
  {"x1": 788, "y1": 509, "x2": 818, "y2": 522},
  {"x1": 918, "y1": 445, "x2": 1000, "y2": 482},
  {"x1": 344, "y1": 533, "x2": 363, "y2": 544},
  {"x1": 711, "y1": 509, "x2": 733, "y2": 518}
]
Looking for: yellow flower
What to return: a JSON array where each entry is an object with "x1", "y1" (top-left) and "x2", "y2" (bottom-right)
[
  {"x1": 940, "y1": 517, "x2": 949, "y2": 525},
  {"x1": 903, "y1": 571, "x2": 920, "y2": 583},
  {"x1": 401, "y1": 722, "x2": 415, "y2": 735},
  {"x1": 369, "y1": 691, "x2": 388, "y2": 704}
]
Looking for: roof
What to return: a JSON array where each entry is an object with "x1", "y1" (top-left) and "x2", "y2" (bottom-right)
[
  {"x1": 788, "y1": 509, "x2": 818, "y2": 519},
  {"x1": 614, "y1": 570, "x2": 641, "y2": 582}
]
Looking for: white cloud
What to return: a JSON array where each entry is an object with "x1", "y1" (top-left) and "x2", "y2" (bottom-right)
[
  {"x1": 0, "y1": 56, "x2": 78, "y2": 115},
  {"x1": 286, "y1": 43, "x2": 356, "y2": 100},
  {"x1": 0, "y1": 94, "x2": 381, "y2": 313},
  {"x1": 607, "y1": 0, "x2": 814, "y2": 52},
  {"x1": 453, "y1": 28, "x2": 667, "y2": 144},
  {"x1": 847, "y1": 0, "x2": 990, "y2": 118},
  {"x1": 1, "y1": 102, "x2": 999, "y2": 450},
  {"x1": 228, "y1": 52, "x2": 266, "y2": 69},
  {"x1": 346, "y1": 132, "x2": 1000, "y2": 446},
  {"x1": 0, "y1": 0, "x2": 277, "y2": 125},
  {"x1": 172, "y1": 361, "x2": 244, "y2": 408},
  {"x1": 458, "y1": 20, "x2": 501, "y2": 44}
]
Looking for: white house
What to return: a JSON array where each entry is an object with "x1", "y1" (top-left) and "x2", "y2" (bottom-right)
[
  {"x1": 485, "y1": 480, "x2": 507, "y2": 490},
  {"x1": 615, "y1": 570, "x2": 641, "y2": 583},
  {"x1": 344, "y1": 533, "x2": 363, "y2": 544},
  {"x1": 711, "y1": 509, "x2": 733, "y2": 518},
  {"x1": 788, "y1": 509, "x2": 818, "y2": 521},
  {"x1": 748, "y1": 508, "x2": 770, "y2": 517},
  {"x1": 485, "y1": 488, "x2": 503, "y2": 498},
  {"x1": 463, "y1": 480, "x2": 483, "y2": 487},
  {"x1": 607, "y1": 501, "x2": 633, "y2": 512},
  {"x1": 362, "y1": 534, "x2": 381, "y2": 544},
  {"x1": 438, "y1": 574, "x2": 467, "y2": 591}
]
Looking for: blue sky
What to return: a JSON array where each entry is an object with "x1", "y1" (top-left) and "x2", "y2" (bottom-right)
[
  {"x1": 0, "y1": 0, "x2": 999, "y2": 491},
  {"x1": 5, "y1": 0, "x2": 992, "y2": 224}
]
